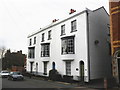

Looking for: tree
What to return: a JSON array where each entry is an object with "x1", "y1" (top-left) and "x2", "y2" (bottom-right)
[
  {"x1": 0, "y1": 46, "x2": 6, "y2": 60},
  {"x1": 2, "y1": 50, "x2": 26, "y2": 70},
  {"x1": 0, "y1": 46, "x2": 6, "y2": 71}
]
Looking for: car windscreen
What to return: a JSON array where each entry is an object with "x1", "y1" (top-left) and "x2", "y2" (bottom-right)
[
  {"x1": 12, "y1": 72, "x2": 21, "y2": 75},
  {"x1": 2, "y1": 71, "x2": 9, "y2": 73}
]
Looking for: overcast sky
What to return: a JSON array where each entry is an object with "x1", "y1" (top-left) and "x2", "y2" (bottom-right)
[{"x1": 0, "y1": 0, "x2": 109, "y2": 54}]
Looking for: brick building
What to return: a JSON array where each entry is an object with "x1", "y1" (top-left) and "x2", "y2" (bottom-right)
[{"x1": 109, "y1": 1, "x2": 120, "y2": 83}]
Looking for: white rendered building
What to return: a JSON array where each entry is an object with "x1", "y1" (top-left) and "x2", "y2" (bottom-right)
[{"x1": 26, "y1": 7, "x2": 112, "y2": 82}]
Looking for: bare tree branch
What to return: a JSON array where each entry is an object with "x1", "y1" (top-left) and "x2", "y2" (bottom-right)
[{"x1": 0, "y1": 46, "x2": 6, "y2": 60}]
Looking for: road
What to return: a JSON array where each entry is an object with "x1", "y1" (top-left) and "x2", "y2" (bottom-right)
[
  {"x1": 2, "y1": 77, "x2": 83, "y2": 88},
  {"x1": 2, "y1": 77, "x2": 118, "y2": 90}
]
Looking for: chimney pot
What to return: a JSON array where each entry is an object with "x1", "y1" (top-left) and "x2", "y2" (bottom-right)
[{"x1": 69, "y1": 9, "x2": 76, "y2": 14}]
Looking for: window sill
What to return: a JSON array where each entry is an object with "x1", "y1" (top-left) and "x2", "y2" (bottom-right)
[
  {"x1": 43, "y1": 73, "x2": 47, "y2": 75},
  {"x1": 41, "y1": 40, "x2": 45, "y2": 42},
  {"x1": 70, "y1": 30, "x2": 77, "y2": 33},
  {"x1": 48, "y1": 38, "x2": 52, "y2": 40},
  {"x1": 60, "y1": 34, "x2": 66, "y2": 36},
  {"x1": 41, "y1": 56, "x2": 50, "y2": 57},
  {"x1": 61, "y1": 53, "x2": 75, "y2": 55},
  {"x1": 28, "y1": 58, "x2": 35, "y2": 59}
]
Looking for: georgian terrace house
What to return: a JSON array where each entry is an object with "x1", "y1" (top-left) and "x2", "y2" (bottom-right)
[{"x1": 26, "y1": 7, "x2": 112, "y2": 82}]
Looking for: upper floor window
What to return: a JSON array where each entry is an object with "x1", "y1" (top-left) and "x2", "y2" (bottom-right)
[
  {"x1": 41, "y1": 43, "x2": 50, "y2": 57},
  {"x1": 48, "y1": 30, "x2": 52, "y2": 40},
  {"x1": 61, "y1": 36, "x2": 75, "y2": 54},
  {"x1": 29, "y1": 39, "x2": 32, "y2": 46},
  {"x1": 28, "y1": 47, "x2": 35, "y2": 58},
  {"x1": 61, "y1": 25, "x2": 65, "y2": 35},
  {"x1": 71, "y1": 20, "x2": 77, "y2": 32},
  {"x1": 34, "y1": 37, "x2": 36, "y2": 44},
  {"x1": 41, "y1": 33, "x2": 45, "y2": 42}
]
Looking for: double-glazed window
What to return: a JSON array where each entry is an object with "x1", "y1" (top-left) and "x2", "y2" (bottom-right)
[
  {"x1": 41, "y1": 43, "x2": 50, "y2": 57},
  {"x1": 71, "y1": 20, "x2": 77, "y2": 32},
  {"x1": 61, "y1": 25, "x2": 65, "y2": 35},
  {"x1": 61, "y1": 36, "x2": 74, "y2": 54},
  {"x1": 66, "y1": 61, "x2": 71, "y2": 76},
  {"x1": 28, "y1": 47, "x2": 35, "y2": 58}
]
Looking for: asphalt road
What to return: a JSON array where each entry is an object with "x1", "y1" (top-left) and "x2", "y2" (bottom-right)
[
  {"x1": 2, "y1": 77, "x2": 82, "y2": 88},
  {"x1": 2, "y1": 77, "x2": 118, "y2": 90}
]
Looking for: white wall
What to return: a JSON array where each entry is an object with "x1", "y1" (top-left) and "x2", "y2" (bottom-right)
[
  {"x1": 26, "y1": 7, "x2": 112, "y2": 82},
  {"x1": 27, "y1": 12, "x2": 89, "y2": 81},
  {"x1": 88, "y1": 7, "x2": 112, "y2": 79}
]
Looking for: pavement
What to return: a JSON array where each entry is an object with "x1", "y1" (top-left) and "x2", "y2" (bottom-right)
[{"x1": 23, "y1": 74, "x2": 120, "y2": 89}]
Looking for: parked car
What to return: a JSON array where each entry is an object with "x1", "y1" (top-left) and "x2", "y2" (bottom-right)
[
  {"x1": 0, "y1": 70, "x2": 9, "y2": 78},
  {"x1": 8, "y1": 71, "x2": 24, "y2": 81}
]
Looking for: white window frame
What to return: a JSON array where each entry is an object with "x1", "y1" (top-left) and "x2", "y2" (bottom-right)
[
  {"x1": 71, "y1": 20, "x2": 77, "y2": 32},
  {"x1": 66, "y1": 61, "x2": 71, "y2": 76}
]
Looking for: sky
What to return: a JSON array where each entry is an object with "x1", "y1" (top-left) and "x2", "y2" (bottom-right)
[{"x1": 0, "y1": 0, "x2": 109, "y2": 54}]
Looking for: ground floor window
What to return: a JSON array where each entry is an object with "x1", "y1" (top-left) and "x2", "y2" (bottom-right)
[
  {"x1": 43, "y1": 62, "x2": 47, "y2": 75},
  {"x1": 66, "y1": 61, "x2": 71, "y2": 76}
]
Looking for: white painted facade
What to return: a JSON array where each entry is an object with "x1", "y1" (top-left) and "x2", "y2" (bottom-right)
[{"x1": 26, "y1": 7, "x2": 112, "y2": 82}]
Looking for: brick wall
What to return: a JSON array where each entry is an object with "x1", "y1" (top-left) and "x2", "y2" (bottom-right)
[{"x1": 109, "y1": 1, "x2": 120, "y2": 55}]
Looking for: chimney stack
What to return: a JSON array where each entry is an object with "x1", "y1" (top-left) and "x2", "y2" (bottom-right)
[{"x1": 52, "y1": 19, "x2": 59, "y2": 23}]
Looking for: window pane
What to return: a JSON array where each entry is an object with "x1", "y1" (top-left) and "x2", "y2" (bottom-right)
[
  {"x1": 48, "y1": 30, "x2": 51, "y2": 39},
  {"x1": 34, "y1": 37, "x2": 36, "y2": 44},
  {"x1": 28, "y1": 47, "x2": 35, "y2": 58},
  {"x1": 42, "y1": 33, "x2": 44, "y2": 42},
  {"x1": 41, "y1": 44, "x2": 50, "y2": 57},
  {"x1": 71, "y1": 20, "x2": 76, "y2": 32},
  {"x1": 44, "y1": 62, "x2": 47, "y2": 74},
  {"x1": 61, "y1": 37, "x2": 74, "y2": 54},
  {"x1": 66, "y1": 61, "x2": 71, "y2": 75},
  {"x1": 29, "y1": 39, "x2": 32, "y2": 46},
  {"x1": 61, "y1": 25, "x2": 65, "y2": 35}
]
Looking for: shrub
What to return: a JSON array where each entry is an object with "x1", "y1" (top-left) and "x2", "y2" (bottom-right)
[
  {"x1": 63, "y1": 75, "x2": 73, "y2": 83},
  {"x1": 49, "y1": 69, "x2": 62, "y2": 81}
]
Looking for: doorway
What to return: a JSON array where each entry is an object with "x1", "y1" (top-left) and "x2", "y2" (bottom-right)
[
  {"x1": 52, "y1": 62, "x2": 56, "y2": 70},
  {"x1": 36, "y1": 63, "x2": 38, "y2": 74},
  {"x1": 80, "y1": 61, "x2": 84, "y2": 81}
]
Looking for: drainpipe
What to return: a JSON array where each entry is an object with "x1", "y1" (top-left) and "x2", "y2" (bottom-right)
[{"x1": 86, "y1": 9, "x2": 90, "y2": 82}]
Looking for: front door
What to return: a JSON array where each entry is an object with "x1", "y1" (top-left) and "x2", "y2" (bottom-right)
[
  {"x1": 30, "y1": 62, "x2": 34, "y2": 73},
  {"x1": 80, "y1": 61, "x2": 84, "y2": 81},
  {"x1": 52, "y1": 62, "x2": 55, "y2": 70},
  {"x1": 36, "y1": 63, "x2": 38, "y2": 74},
  {"x1": 118, "y1": 59, "x2": 120, "y2": 83}
]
